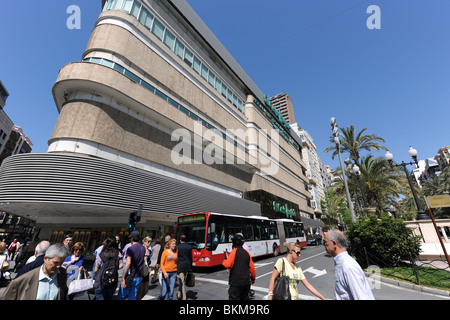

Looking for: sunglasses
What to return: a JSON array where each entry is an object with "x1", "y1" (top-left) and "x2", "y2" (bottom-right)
[{"x1": 292, "y1": 250, "x2": 301, "y2": 255}]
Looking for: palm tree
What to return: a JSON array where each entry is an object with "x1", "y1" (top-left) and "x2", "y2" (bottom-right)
[
  {"x1": 422, "y1": 166, "x2": 450, "y2": 218},
  {"x1": 422, "y1": 175, "x2": 443, "y2": 196},
  {"x1": 324, "y1": 125, "x2": 388, "y2": 163},
  {"x1": 331, "y1": 155, "x2": 405, "y2": 216},
  {"x1": 357, "y1": 155, "x2": 404, "y2": 210}
]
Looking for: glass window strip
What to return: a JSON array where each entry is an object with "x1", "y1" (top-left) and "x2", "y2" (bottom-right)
[
  {"x1": 152, "y1": 17, "x2": 165, "y2": 41},
  {"x1": 123, "y1": 0, "x2": 133, "y2": 13},
  {"x1": 130, "y1": 1, "x2": 141, "y2": 19},
  {"x1": 114, "y1": 0, "x2": 124, "y2": 10}
]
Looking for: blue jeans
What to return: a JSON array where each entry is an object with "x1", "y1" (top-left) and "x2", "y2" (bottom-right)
[
  {"x1": 158, "y1": 272, "x2": 177, "y2": 300},
  {"x1": 117, "y1": 277, "x2": 142, "y2": 300}
]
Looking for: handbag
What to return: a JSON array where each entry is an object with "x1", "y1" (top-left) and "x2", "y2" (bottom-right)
[
  {"x1": 186, "y1": 271, "x2": 195, "y2": 287},
  {"x1": 1, "y1": 254, "x2": 9, "y2": 272},
  {"x1": 125, "y1": 273, "x2": 133, "y2": 288},
  {"x1": 68, "y1": 269, "x2": 94, "y2": 296},
  {"x1": 273, "y1": 258, "x2": 291, "y2": 300},
  {"x1": 143, "y1": 258, "x2": 149, "y2": 277}
]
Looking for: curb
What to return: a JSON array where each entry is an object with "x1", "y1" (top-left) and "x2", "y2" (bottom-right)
[{"x1": 365, "y1": 271, "x2": 450, "y2": 298}]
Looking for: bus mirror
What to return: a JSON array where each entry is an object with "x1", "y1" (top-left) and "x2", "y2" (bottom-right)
[{"x1": 210, "y1": 223, "x2": 216, "y2": 234}]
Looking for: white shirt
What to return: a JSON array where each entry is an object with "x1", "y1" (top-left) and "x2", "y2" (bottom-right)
[
  {"x1": 333, "y1": 251, "x2": 374, "y2": 300},
  {"x1": 36, "y1": 265, "x2": 60, "y2": 300}
]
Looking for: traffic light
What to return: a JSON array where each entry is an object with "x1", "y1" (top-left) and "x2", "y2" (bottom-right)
[
  {"x1": 128, "y1": 211, "x2": 138, "y2": 231},
  {"x1": 127, "y1": 204, "x2": 143, "y2": 231}
]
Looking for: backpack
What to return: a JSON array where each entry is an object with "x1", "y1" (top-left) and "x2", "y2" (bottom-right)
[{"x1": 99, "y1": 251, "x2": 119, "y2": 289}]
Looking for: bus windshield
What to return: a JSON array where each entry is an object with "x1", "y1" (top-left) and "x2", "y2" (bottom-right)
[{"x1": 176, "y1": 215, "x2": 207, "y2": 250}]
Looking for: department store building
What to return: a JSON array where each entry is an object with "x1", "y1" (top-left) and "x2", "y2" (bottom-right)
[{"x1": 0, "y1": 0, "x2": 315, "y2": 252}]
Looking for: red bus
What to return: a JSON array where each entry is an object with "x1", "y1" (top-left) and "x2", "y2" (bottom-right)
[{"x1": 175, "y1": 212, "x2": 306, "y2": 267}]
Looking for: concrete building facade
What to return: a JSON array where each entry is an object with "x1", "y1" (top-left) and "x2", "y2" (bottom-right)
[{"x1": 0, "y1": 0, "x2": 314, "y2": 250}]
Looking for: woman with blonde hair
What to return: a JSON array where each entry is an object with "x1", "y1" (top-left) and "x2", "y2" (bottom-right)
[
  {"x1": 268, "y1": 242, "x2": 326, "y2": 300},
  {"x1": 157, "y1": 238, "x2": 178, "y2": 300},
  {"x1": 0, "y1": 242, "x2": 10, "y2": 281}
]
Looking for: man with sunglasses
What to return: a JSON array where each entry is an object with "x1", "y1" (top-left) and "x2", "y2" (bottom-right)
[{"x1": 323, "y1": 229, "x2": 374, "y2": 300}]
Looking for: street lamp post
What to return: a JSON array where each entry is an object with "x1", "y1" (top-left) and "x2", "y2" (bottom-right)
[
  {"x1": 385, "y1": 147, "x2": 428, "y2": 220},
  {"x1": 331, "y1": 117, "x2": 356, "y2": 222},
  {"x1": 344, "y1": 158, "x2": 367, "y2": 216},
  {"x1": 352, "y1": 164, "x2": 368, "y2": 209}
]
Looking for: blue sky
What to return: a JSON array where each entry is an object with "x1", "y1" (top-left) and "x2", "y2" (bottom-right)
[{"x1": 1, "y1": 0, "x2": 449, "y2": 170}]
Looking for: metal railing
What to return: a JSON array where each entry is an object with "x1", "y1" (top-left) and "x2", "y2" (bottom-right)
[{"x1": 359, "y1": 247, "x2": 450, "y2": 290}]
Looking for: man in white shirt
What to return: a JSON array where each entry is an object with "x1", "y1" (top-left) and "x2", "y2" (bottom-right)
[{"x1": 323, "y1": 229, "x2": 374, "y2": 300}]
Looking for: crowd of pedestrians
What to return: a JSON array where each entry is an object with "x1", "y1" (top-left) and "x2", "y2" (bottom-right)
[{"x1": 0, "y1": 229, "x2": 374, "y2": 300}]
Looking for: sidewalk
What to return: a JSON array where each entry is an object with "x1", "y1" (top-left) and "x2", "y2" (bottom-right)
[{"x1": 364, "y1": 271, "x2": 450, "y2": 298}]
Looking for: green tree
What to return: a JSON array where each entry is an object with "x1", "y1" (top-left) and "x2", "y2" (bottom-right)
[
  {"x1": 357, "y1": 155, "x2": 404, "y2": 210},
  {"x1": 346, "y1": 214, "x2": 422, "y2": 268},
  {"x1": 324, "y1": 125, "x2": 388, "y2": 163},
  {"x1": 422, "y1": 166, "x2": 450, "y2": 218},
  {"x1": 321, "y1": 189, "x2": 353, "y2": 228},
  {"x1": 332, "y1": 155, "x2": 404, "y2": 216}
]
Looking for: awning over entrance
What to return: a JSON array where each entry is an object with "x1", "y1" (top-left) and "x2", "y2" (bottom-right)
[{"x1": 300, "y1": 216, "x2": 325, "y2": 229}]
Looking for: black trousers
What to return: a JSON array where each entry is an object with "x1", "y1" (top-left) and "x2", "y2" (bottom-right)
[{"x1": 228, "y1": 284, "x2": 251, "y2": 300}]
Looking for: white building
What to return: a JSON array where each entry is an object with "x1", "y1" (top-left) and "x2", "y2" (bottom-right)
[{"x1": 291, "y1": 124, "x2": 325, "y2": 227}]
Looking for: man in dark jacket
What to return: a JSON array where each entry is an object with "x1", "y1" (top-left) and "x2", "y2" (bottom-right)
[
  {"x1": 15, "y1": 240, "x2": 50, "y2": 278},
  {"x1": 176, "y1": 234, "x2": 193, "y2": 300},
  {"x1": 1, "y1": 243, "x2": 69, "y2": 300},
  {"x1": 222, "y1": 234, "x2": 256, "y2": 300}
]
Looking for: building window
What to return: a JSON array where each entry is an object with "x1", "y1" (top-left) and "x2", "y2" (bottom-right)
[
  {"x1": 140, "y1": 8, "x2": 153, "y2": 30},
  {"x1": 163, "y1": 29, "x2": 176, "y2": 51},
  {"x1": 130, "y1": 1, "x2": 141, "y2": 19},
  {"x1": 151, "y1": 18, "x2": 165, "y2": 40}
]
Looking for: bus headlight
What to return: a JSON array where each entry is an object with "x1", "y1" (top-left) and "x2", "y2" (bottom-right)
[{"x1": 199, "y1": 257, "x2": 210, "y2": 261}]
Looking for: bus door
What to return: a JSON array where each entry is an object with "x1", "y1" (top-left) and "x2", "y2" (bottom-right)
[{"x1": 276, "y1": 220, "x2": 287, "y2": 253}]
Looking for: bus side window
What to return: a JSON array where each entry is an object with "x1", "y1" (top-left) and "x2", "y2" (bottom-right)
[
  {"x1": 244, "y1": 224, "x2": 254, "y2": 241},
  {"x1": 269, "y1": 226, "x2": 278, "y2": 239},
  {"x1": 227, "y1": 224, "x2": 243, "y2": 242},
  {"x1": 259, "y1": 225, "x2": 268, "y2": 240},
  {"x1": 254, "y1": 225, "x2": 261, "y2": 241},
  {"x1": 208, "y1": 222, "x2": 226, "y2": 250}
]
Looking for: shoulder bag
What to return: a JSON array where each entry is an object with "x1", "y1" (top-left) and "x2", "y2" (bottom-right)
[
  {"x1": 273, "y1": 258, "x2": 291, "y2": 300},
  {"x1": 68, "y1": 269, "x2": 94, "y2": 296},
  {"x1": 186, "y1": 271, "x2": 195, "y2": 287},
  {"x1": 1, "y1": 254, "x2": 9, "y2": 272}
]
